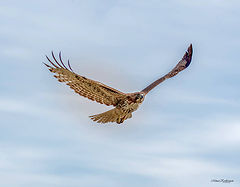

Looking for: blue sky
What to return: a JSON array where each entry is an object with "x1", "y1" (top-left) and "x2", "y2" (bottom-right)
[{"x1": 0, "y1": 0, "x2": 240, "y2": 186}]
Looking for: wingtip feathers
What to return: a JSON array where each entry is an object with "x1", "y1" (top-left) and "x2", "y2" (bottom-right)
[
  {"x1": 184, "y1": 43, "x2": 193, "y2": 67},
  {"x1": 44, "y1": 51, "x2": 74, "y2": 72}
]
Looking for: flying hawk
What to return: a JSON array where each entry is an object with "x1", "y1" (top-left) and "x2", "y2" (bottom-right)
[{"x1": 44, "y1": 44, "x2": 193, "y2": 124}]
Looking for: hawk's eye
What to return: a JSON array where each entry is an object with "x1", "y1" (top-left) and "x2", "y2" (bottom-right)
[{"x1": 136, "y1": 94, "x2": 143, "y2": 100}]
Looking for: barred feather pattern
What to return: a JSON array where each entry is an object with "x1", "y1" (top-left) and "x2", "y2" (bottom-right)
[
  {"x1": 44, "y1": 52, "x2": 127, "y2": 107},
  {"x1": 89, "y1": 108, "x2": 133, "y2": 124}
]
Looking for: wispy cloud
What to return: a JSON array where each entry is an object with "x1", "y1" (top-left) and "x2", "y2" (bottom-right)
[{"x1": 0, "y1": 0, "x2": 240, "y2": 186}]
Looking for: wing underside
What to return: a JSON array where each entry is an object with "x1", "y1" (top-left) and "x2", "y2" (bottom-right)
[{"x1": 44, "y1": 52, "x2": 127, "y2": 106}]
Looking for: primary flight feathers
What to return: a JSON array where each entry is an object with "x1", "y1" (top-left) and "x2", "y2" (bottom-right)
[{"x1": 44, "y1": 44, "x2": 193, "y2": 124}]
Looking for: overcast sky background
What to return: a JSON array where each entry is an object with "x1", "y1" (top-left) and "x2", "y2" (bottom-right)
[{"x1": 0, "y1": 0, "x2": 240, "y2": 187}]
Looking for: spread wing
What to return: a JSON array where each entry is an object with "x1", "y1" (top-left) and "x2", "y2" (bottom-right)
[
  {"x1": 44, "y1": 52, "x2": 127, "y2": 106},
  {"x1": 141, "y1": 44, "x2": 193, "y2": 94}
]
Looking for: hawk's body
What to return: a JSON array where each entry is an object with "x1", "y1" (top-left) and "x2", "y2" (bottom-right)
[
  {"x1": 90, "y1": 93, "x2": 144, "y2": 124},
  {"x1": 44, "y1": 44, "x2": 193, "y2": 124}
]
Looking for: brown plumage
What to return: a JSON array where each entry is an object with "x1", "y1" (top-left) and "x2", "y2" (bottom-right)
[{"x1": 44, "y1": 44, "x2": 193, "y2": 124}]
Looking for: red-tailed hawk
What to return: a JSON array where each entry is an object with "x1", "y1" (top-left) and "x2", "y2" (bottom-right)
[{"x1": 44, "y1": 44, "x2": 193, "y2": 124}]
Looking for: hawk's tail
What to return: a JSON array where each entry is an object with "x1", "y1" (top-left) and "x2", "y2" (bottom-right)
[{"x1": 89, "y1": 108, "x2": 132, "y2": 124}]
